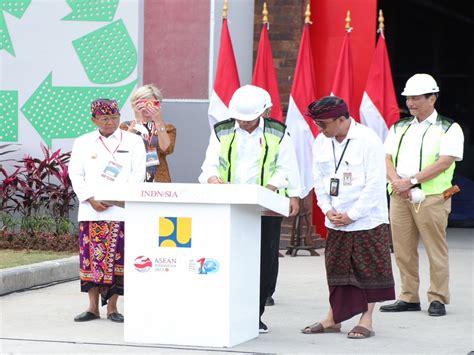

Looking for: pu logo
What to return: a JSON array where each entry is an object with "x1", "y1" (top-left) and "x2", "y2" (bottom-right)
[{"x1": 159, "y1": 217, "x2": 192, "y2": 248}]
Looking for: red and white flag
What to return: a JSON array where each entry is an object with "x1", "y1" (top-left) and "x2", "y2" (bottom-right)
[
  {"x1": 331, "y1": 29, "x2": 356, "y2": 120},
  {"x1": 208, "y1": 18, "x2": 240, "y2": 130},
  {"x1": 252, "y1": 23, "x2": 283, "y2": 121},
  {"x1": 360, "y1": 31, "x2": 399, "y2": 141},
  {"x1": 285, "y1": 23, "x2": 318, "y2": 198}
]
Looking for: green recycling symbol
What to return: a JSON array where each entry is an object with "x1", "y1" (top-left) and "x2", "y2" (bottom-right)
[
  {"x1": 0, "y1": 0, "x2": 31, "y2": 56},
  {"x1": 0, "y1": 0, "x2": 138, "y2": 145}
]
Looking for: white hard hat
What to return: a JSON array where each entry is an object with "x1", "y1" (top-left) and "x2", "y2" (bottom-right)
[
  {"x1": 263, "y1": 90, "x2": 273, "y2": 110},
  {"x1": 401, "y1": 73, "x2": 439, "y2": 96},
  {"x1": 228, "y1": 85, "x2": 268, "y2": 121}
]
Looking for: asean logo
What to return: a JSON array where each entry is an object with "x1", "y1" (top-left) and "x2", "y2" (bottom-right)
[
  {"x1": 159, "y1": 217, "x2": 192, "y2": 248},
  {"x1": 133, "y1": 256, "x2": 152, "y2": 272}
]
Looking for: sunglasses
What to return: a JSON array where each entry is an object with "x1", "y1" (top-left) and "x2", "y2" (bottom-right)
[{"x1": 135, "y1": 99, "x2": 160, "y2": 109}]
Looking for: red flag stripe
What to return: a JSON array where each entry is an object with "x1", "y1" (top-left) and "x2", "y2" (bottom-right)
[
  {"x1": 290, "y1": 24, "x2": 318, "y2": 137},
  {"x1": 252, "y1": 24, "x2": 283, "y2": 121},
  {"x1": 213, "y1": 19, "x2": 240, "y2": 106},
  {"x1": 331, "y1": 31, "x2": 357, "y2": 120},
  {"x1": 363, "y1": 32, "x2": 399, "y2": 131}
]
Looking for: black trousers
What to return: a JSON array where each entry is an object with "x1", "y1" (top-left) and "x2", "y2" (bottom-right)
[{"x1": 260, "y1": 216, "x2": 283, "y2": 318}]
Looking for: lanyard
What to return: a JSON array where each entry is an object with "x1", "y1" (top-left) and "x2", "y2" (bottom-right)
[
  {"x1": 332, "y1": 139, "x2": 350, "y2": 174},
  {"x1": 145, "y1": 122, "x2": 156, "y2": 147},
  {"x1": 99, "y1": 130, "x2": 122, "y2": 160}
]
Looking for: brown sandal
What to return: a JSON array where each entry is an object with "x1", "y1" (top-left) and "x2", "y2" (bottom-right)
[
  {"x1": 301, "y1": 322, "x2": 341, "y2": 334},
  {"x1": 347, "y1": 325, "x2": 375, "y2": 339}
]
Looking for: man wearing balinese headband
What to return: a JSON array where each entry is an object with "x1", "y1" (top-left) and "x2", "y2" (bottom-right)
[
  {"x1": 380, "y1": 74, "x2": 464, "y2": 317},
  {"x1": 69, "y1": 98, "x2": 146, "y2": 323},
  {"x1": 301, "y1": 96, "x2": 395, "y2": 339}
]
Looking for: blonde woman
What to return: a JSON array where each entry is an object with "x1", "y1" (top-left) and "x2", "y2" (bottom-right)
[{"x1": 120, "y1": 84, "x2": 175, "y2": 182}]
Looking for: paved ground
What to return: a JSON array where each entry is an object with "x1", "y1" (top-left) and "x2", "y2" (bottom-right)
[{"x1": 1, "y1": 228, "x2": 473, "y2": 354}]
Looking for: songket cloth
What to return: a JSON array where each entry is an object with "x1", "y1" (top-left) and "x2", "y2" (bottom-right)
[
  {"x1": 325, "y1": 223, "x2": 395, "y2": 323},
  {"x1": 79, "y1": 221, "x2": 124, "y2": 306}
]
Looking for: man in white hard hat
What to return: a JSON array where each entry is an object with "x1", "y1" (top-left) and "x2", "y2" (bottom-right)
[
  {"x1": 199, "y1": 84, "x2": 301, "y2": 333},
  {"x1": 380, "y1": 74, "x2": 464, "y2": 316}
]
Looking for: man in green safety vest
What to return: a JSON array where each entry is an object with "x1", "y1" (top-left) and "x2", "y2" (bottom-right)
[
  {"x1": 199, "y1": 85, "x2": 301, "y2": 333},
  {"x1": 380, "y1": 74, "x2": 464, "y2": 317}
]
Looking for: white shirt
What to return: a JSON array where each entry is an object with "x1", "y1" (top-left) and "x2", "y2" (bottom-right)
[
  {"x1": 312, "y1": 118, "x2": 388, "y2": 231},
  {"x1": 384, "y1": 110, "x2": 464, "y2": 178},
  {"x1": 69, "y1": 128, "x2": 146, "y2": 221},
  {"x1": 199, "y1": 119, "x2": 302, "y2": 197}
]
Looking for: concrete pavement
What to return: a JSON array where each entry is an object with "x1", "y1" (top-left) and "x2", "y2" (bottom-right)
[{"x1": 1, "y1": 228, "x2": 473, "y2": 354}]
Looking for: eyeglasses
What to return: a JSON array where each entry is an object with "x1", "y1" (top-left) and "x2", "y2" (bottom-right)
[
  {"x1": 93, "y1": 115, "x2": 120, "y2": 123},
  {"x1": 314, "y1": 117, "x2": 338, "y2": 128}
]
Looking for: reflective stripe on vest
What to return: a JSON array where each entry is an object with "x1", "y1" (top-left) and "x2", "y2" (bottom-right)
[
  {"x1": 389, "y1": 115, "x2": 456, "y2": 195},
  {"x1": 215, "y1": 118, "x2": 286, "y2": 188}
]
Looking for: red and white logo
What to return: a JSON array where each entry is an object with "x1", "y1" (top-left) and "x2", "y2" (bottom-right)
[{"x1": 133, "y1": 256, "x2": 152, "y2": 272}]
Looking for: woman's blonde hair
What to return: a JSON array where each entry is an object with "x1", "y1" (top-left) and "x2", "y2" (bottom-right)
[{"x1": 130, "y1": 84, "x2": 163, "y2": 104}]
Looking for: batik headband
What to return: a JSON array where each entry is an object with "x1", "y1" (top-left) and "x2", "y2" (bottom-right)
[
  {"x1": 91, "y1": 99, "x2": 120, "y2": 117},
  {"x1": 306, "y1": 100, "x2": 349, "y2": 120}
]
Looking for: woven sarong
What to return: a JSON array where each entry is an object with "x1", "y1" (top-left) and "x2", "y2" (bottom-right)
[
  {"x1": 79, "y1": 221, "x2": 124, "y2": 305},
  {"x1": 325, "y1": 223, "x2": 395, "y2": 323}
]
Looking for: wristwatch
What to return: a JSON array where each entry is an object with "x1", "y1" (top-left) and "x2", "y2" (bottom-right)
[{"x1": 410, "y1": 177, "x2": 419, "y2": 185}]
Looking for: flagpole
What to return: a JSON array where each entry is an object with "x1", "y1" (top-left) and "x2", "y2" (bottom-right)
[
  {"x1": 378, "y1": 9, "x2": 385, "y2": 39},
  {"x1": 222, "y1": 0, "x2": 228, "y2": 19},
  {"x1": 304, "y1": 3, "x2": 312, "y2": 25},
  {"x1": 345, "y1": 10, "x2": 352, "y2": 32},
  {"x1": 262, "y1": 2, "x2": 268, "y2": 25}
]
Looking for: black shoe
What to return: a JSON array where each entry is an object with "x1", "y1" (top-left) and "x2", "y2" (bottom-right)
[
  {"x1": 380, "y1": 300, "x2": 421, "y2": 312},
  {"x1": 259, "y1": 320, "x2": 269, "y2": 333},
  {"x1": 428, "y1": 301, "x2": 446, "y2": 316},
  {"x1": 74, "y1": 311, "x2": 100, "y2": 322},
  {"x1": 265, "y1": 296, "x2": 275, "y2": 306},
  {"x1": 107, "y1": 312, "x2": 124, "y2": 323}
]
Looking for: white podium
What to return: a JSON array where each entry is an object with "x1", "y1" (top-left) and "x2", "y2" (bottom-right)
[{"x1": 95, "y1": 183, "x2": 289, "y2": 347}]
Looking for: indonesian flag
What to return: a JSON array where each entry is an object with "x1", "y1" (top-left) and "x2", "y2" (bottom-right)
[
  {"x1": 360, "y1": 31, "x2": 399, "y2": 141},
  {"x1": 285, "y1": 23, "x2": 318, "y2": 198},
  {"x1": 208, "y1": 18, "x2": 240, "y2": 130},
  {"x1": 331, "y1": 29, "x2": 357, "y2": 120},
  {"x1": 252, "y1": 23, "x2": 283, "y2": 121}
]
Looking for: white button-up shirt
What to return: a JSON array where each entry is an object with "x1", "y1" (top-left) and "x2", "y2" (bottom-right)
[
  {"x1": 384, "y1": 110, "x2": 464, "y2": 178},
  {"x1": 68, "y1": 128, "x2": 146, "y2": 221},
  {"x1": 312, "y1": 118, "x2": 388, "y2": 231},
  {"x1": 199, "y1": 119, "x2": 302, "y2": 197}
]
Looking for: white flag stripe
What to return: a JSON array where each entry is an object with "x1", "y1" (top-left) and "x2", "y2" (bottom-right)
[
  {"x1": 360, "y1": 91, "x2": 389, "y2": 142},
  {"x1": 286, "y1": 96, "x2": 314, "y2": 198},
  {"x1": 208, "y1": 90, "x2": 229, "y2": 129}
]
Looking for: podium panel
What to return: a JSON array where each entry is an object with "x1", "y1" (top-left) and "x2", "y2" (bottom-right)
[{"x1": 95, "y1": 183, "x2": 289, "y2": 347}]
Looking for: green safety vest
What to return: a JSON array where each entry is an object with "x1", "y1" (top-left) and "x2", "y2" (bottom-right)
[
  {"x1": 214, "y1": 118, "x2": 286, "y2": 190},
  {"x1": 389, "y1": 114, "x2": 456, "y2": 195}
]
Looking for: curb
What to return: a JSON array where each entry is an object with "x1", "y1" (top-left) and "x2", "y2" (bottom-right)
[{"x1": 0, "y1": 256, "x2": 79, "y2": 296}]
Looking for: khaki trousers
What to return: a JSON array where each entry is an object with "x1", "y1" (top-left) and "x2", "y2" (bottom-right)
[{"x1": 389, "y1": 193, "x2": 451, "y2": 304}]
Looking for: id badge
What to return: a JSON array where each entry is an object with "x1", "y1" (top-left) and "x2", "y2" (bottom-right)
[
  {"x1": 330, "y1": 178, "x2": 340, "y2": 196},
  {"x1": 343, "y1": 172, "x2": 352, "y2": 185},
  {"x1": 145, "y1": 149, "x2": 160, "y2": 167},
  {"x1": 101, "y1": 160, "x2": 123, "y2": 181}
]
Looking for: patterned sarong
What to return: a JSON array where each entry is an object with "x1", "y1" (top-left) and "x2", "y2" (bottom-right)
[
  {"x1": 79, "y1": 221, "x2": 124, "y2": 305},
  {"x1": 325, "y1": 223, "x2": 395, "y2": 323}
]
